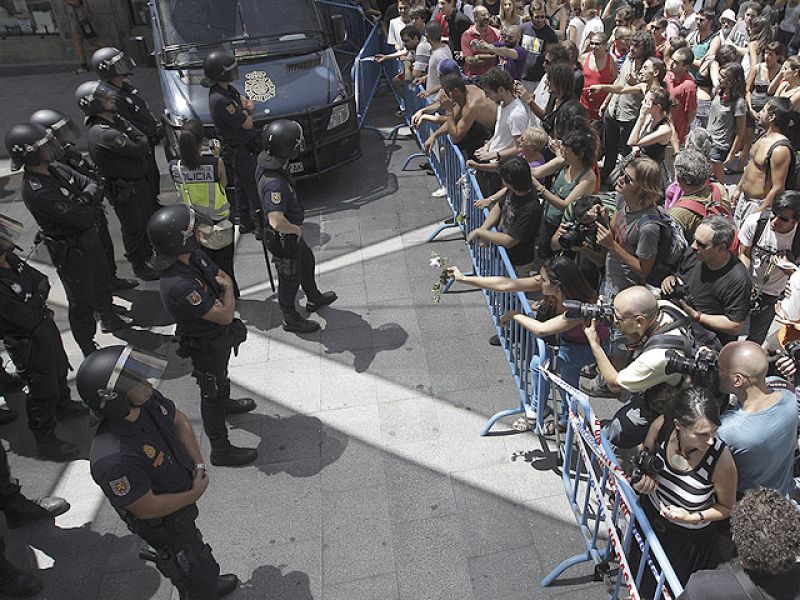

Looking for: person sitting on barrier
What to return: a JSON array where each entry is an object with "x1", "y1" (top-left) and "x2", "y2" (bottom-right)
[
  {"x1": 677, "y1": 487, "x2": 800, "y2": 600},
  {"x1": 583, "y1": 286, "x2": 693, "y2": 448},
  {"x1": 466, "y1": 155, "x2": 542, "y2": 278},
  {"x1": 499, "y1": 256, "x2": 610, "y2": 432},
  {"x1": 472, "y1": 67, "x2": 532, "y2": 196},
  {"x1": 409, "y1": 6, "x2": 432, "y2": 80},
  {"x1": 630, "y1": 386, "x2": 737, "y2": 595},
  {"x1": 424, "y1": 72, "x2": 499, "y2": 160},
  {"x1": 716, "y1": 341, "x2": 798, "y2": 498}
]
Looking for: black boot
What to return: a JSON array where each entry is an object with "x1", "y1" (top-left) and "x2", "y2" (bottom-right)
[
  {"x1": 210, "y1": 444, "x2": 257, "y2": 467},
  {"x1": 2, "y1": 492, "x2": 70, "y2": 529},
  {"x1": 99, "y1": 312, "x2": 132, "y2": 334},
  {"x1": 0, "y1": 408, "x2": 18, "y2": 426},
  {"x1": 133, "y1": 263, "x2": 159, "y2": 281},
  {"x1": 0, "y1": 557, "x2": 43, "y2": 598},
  {"x1": 0, "y1": 371, "x2": 24, "y2": 392},
  {"x1": 282, "y1": 311, "x2": 320, "y2": 334},
  {"x1": 55, "y1": 400, "x2": 89, "y2": 422},
  {"x1": 34, "y1": 432, "x2": 79, "y2": 462},
  {"x1": 111, "y1": 277, "x2": 139, "y2": 291},
  {"x1": 225, "y1": 398, "x2": 256, "y2": 415},
  {"x1": 305, "y1": 291, "x2": 337, "y2": 313},
  {"x1": 217, "y1": 574, "x2": 239, "y2": 597},
  {"x1": 79, "y1": 342, "x2": 98, "y2": 358}
]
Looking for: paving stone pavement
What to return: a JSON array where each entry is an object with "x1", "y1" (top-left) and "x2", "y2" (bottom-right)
[{"x1": 0, "y1": 68, "x2": 613, "y2": 599}]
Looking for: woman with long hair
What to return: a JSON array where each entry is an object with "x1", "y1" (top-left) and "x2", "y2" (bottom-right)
[
  {"x1": 499, "y1": 0, "x2": 522, "y2": 27},
  {"x1": 545, "y1": 0, "x2": 569, "y2": 39},
  {"x1": 170, "y1": 119, "x2": 238, "y2": 293},
  {"x1": 747, "y1": 41, "x2": 785, "y2": 135},
  {"x1": 565, "y1": 0, "x2": 585, "y2": 48},
  {"x1": 771, "y1": 55, "x2": 800, "y2": 111},
  {"x1": 627, "y1": 85, "x2": 674, "y2": 187},
  {"x1": 449, "y1": 253, "x2": 608, "y2": 432},
  {"x1": 707, "y1": 62, "x2": 747, "y2": 183},
  {"x1": 630, "y1": 386, "x2": 737, "y2": 594}
]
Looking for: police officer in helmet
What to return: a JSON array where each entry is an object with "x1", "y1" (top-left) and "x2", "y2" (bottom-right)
[
  {"x1": 76, "y1": 79, "x2": 159, "y2": 281},
  {"x1": 77, "y1": 345, "x2": 239, "y2": 599},
  {"x1": 91, "y1": 47, "x2": 163, "y2": 208},
  {"x1": 204, "y1": 50, "x2": 264, "y2": 238},
  {"x1": 257, "y1": 119, "x2": 336, "y2": 333},
  {"x1": 29, "y1": 108, "x2": 138, "y2": 292},
  {"x1": 5, "y1": 122, "x2": 132, "y2": 358},
  {"x1": 149, "y1": 205, "x2": 257, "y2": 467}
]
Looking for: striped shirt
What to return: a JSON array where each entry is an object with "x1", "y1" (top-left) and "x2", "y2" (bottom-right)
[{"x1": 647, "y1": 422, "x2": 726, "y2": 530}]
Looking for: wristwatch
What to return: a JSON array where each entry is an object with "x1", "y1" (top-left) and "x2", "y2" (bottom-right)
[{"x1": 194, "y1": 463, "x2": 207, "y2": 471}]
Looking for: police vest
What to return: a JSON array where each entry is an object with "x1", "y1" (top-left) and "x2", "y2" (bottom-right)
[{"x1": 169, "y1": 156, "x2": 230, "y2": 220}]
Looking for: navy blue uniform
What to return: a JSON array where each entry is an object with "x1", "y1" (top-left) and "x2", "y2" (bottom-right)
[
  {"x1": 159, "y1": 250, "x2": 243, "y2": 448},
  {"x1": 257, "y1": 166, "x2": 322, "y2": 316},
  {"x1": 208, "y1": 83, "x2": 261, "y2": 230},
  {"x1": 0, "y1": 254, "x2": 70, "y2": 433},
  {"x1": 90, "y1": 390, "x2": 220, "y2": 599},
  {"x1": 21, "y1": 163, "x2": 115, "y2": 355},
  {"x1": 86, "y1": 114, "x2": 156, "y2": 271}
]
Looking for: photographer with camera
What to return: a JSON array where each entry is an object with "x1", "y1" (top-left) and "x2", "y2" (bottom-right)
[
  {"x1": 716, "y1": 341, "x2": 798, "y2": 497},
  {"x1": 582, "y1": 286, "x2": 693, "y2": 447},
  {"x1": 661, "y1": 216, "x2": 751, "y2": 346},
  {"x1": 629, "y1": 386, "x2": 737, "y2": 595}
]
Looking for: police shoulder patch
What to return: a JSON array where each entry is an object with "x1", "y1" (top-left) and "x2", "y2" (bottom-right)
[
  {"x1": 186, "y1": 290, "x2": 202, "y2": 306},
  {"x1": 114, "y1": 135, "x2": 127, "y2": 148},
  {"x1": 226, "y1": 104, "x2": 237, "y2": 114},
  {"x1": 109, "y1": 476, "x2": 131, "y2": 496},
  {"x1": 160, "y1": 404, "x2": 168, "y2": 416},
  {"x1": 271, "y1": 192, "x2": 282, "y2": 204},
  {"x1": 28, "y1": 178, "x2": 42, "y2": 191}
]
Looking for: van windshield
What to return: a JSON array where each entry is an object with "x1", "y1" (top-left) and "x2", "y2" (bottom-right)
[{"x1": 157, "y1": 0, "x2": 324, "y2": 66}]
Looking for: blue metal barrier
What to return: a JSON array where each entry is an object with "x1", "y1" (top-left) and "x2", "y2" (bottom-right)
[
  {"x1": 351, "y1": 22, "x2": 386, "y2": 128},
  {"x1": 539, "y1": 369, "x2": 684, "y2": 600},
  {"x1": 317, "y1": 0, "x2": 373, "y2": 56}
]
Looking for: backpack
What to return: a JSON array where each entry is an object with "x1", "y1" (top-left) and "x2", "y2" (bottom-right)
[
  {"x1": 764, "y1": 139, "x2": 800, "y2": 192},
  {"x1": 631, "y1": 207, "x2": 689, "y2": 287},
  {"x1": 672, "y1": 182, "x2": 740, "y2": 252},
  {"x1": 750, "y1": 210, "x2": 800, "y2": 262}
]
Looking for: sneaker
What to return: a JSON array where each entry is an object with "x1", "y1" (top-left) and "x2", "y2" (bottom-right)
[
  {"x1": 225, "y1": 397, "x2": 256, "y2": 415},
  {"x1": 0, "y1": 558, "x2": 43, "y2": 597},
  {"x1": 2, "y1": 493, "x2": 70, "y2": 529},
  {"x1": 431, "y1": 187, "x2": 447, "y2": 198},
  {"x1": 55, "y1": 400, "x2": 89, "y2": 421},
  {"x1": 580, "y1": 363, "x2": 598, "y2": 379},
  {"x1": 35, "y1": 432, "x2": 79, "y2": 462},
  {"x1": 111, "y1": 277, "x2": 139, "y2": 291},
  {"x1": 305, "y1": 291, "x2": 337, "y2": 313},
  {"x1": 489, "y1": 334, "x2": 502, "y2": 346},
  {"x1": 210, "y1": 445, "x2": 257, "y2": 467},
  {"x1": 579, "y1": 374, "x2": 617, "y2": 398}
]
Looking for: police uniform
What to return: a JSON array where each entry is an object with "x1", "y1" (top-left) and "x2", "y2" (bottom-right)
[
  {"x1": 208, "y1": 83, "x2": 261, "y2": 231},
  {"x1": 158, "y1": 250, "x2": 245, "y2": 450},
  {"x1": 257, "y1": 165, "x2": 323, "y2": 315},
  {"x1": 86, "y1": 114, "x2": 155, "y2": 274},
  {"x1": 21, "y1": 163, "x2": 118, "y2": 355},
  {"x1": 110, "y1": 79, "x2": 163, "y2": 209},
  {"x1": 0, "y1": 254, "x2": 73, "y2": 436},
  {"x1": 89, "y1": 390, "x2": 220, "y2": 598}
]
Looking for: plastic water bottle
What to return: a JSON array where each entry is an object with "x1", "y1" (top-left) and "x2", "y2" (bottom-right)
[{"x1": 781, "y1": 270, "x2": 800, "y2": 322}]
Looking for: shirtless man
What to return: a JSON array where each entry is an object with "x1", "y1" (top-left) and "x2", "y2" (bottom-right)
[
  {"x1": 732, "y1": 97, "x2": 794, "y2": 226},
  {"x1": 423, "y1": 73, "x2": 498, "y2": 161}
]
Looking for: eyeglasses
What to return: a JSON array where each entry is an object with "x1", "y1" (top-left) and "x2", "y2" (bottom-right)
[
  {"x1": 771, "y1": 210, "x2": 797, "y2": 224},
  {"x1": 589, "y1": 41, "x2": 605, "y2": 47},
  {"x1": 619, "y1": 172, "x2": 634, "y2": 185}
]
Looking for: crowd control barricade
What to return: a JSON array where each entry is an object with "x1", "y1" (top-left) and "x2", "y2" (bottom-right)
[
  {"x1": 351, "y1": 22, "x2": 386, "y2": 128},
  {"x1": 317, "y1": 0, "x2": 373, "y2": 56},
  {"x1": 538, "y1": 368, "x2": 684, "y2": 600}
]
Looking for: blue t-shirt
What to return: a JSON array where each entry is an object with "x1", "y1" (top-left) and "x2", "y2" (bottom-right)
[{"x1": 717, "y1": 387, "x2": 798, "y2": 496}]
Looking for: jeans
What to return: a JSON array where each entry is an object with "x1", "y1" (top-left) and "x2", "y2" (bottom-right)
[{"x1": 529, "y1": 341, "x2": 595, "y2": 425}]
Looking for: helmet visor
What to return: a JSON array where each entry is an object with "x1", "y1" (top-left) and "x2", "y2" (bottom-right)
[
  {"x1": 106, "y1": 347, "x2": 167, "y2": 400},
  {"x1": 222, "y1": 63, "x2": 239, "y2": 82},
  {"x1": 0, "y1": 215, "x2": 23, "y2": 251},
  {"x1": 35, "y1": 129, "x2": 65, "y2": 163},
  {"x1": 50, "y1": 116, "x2": 82, "y2": 147},
  {"x1": 106, "y1": 53, "x2": 136, "y2": 77}
]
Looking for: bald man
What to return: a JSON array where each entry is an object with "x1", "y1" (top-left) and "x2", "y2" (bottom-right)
[
  {"x1": 584, "y1": 286, "x2": 693, "y2": 448},
  {"x1": 717, "y1": 341, "x2": 798, "y2": 496}
]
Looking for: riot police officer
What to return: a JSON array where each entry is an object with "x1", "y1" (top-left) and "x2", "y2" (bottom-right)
[
  {"x1": 91, "y1": 47, "x2": 163, "y2": 209},
  {"x1": 76, "y1": 345, "x2": 239, "y2": 599},
  {"x1": 257, "y1": 120, "x2": 336, "y2": 333},
  {"x1": 29, "y1": 108, "x2": 138, "y2": 292},
  {"x1": 148, "y1": 205, "x2": 257, "y2": 467},
  {"x1": 0, "y1": 213, "x2": 88, "y2": 459},
  {"x1": 76, "y1": 80, "x2": 159, "y2": 281},
  {"x1": 203, "y1": 50, "x2": 263, "y2": 237},
  {"x1": 5, "y1": 123, "x2": 131, "y2": 358}
]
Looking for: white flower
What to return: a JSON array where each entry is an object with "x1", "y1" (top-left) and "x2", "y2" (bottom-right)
[{"x1": 429, "y1": 257, "x2": 441, "y2": 270}]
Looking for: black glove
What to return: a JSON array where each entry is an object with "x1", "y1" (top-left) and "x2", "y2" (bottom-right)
[{"x1": 78, "y1": 181, "x2": 104, "y2": 206}]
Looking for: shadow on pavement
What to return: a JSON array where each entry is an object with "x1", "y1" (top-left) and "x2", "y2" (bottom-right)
[{"x1": 239, "y1": 564, "x2": 313, "y2": 600}]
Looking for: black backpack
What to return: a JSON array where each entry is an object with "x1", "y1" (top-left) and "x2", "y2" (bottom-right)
[{"x1": 764, "y1": 139, "x2": 800, "y2": 192}]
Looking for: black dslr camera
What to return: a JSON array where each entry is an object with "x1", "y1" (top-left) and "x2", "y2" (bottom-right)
[
  {"x1": 558, "y1": 222, "x2": 600, "y2": 251},
  {"x1": 630, "y1": 450, "x2": 665, "y2": 485},
  {"x1": 664, "y1": 349, "x2": 719, "y2": 390},
  {"x1": 563, "y1": 300, "x2": 615, "y2": 325},
  {"x1": 661, "y1": 278, "x2": 694, "y2": 305}
]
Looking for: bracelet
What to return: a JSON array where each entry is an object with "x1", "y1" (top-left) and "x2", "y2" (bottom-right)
[
  {"x1": 496, "y1": 152, "x2": 501, "y2": 161},
  {"x1": 694, "y1": 311, "x2": 702, "y2": 323},
  {"x1": 194, "y1": 463, "x2": 207, "y2": 471},
  {"x1": 697, "y1": 511, "x2": 705, "y2": 524}
]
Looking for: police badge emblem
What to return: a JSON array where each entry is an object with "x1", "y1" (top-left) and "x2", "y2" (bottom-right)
[
  {"x1": 143, "y1": 444, "x2": 156, "y2": 459},
  {"x1": 244, "y1": 71, "x2": 276, "y2": 102},
  {"x1": 186, "y1": 290, "x2": 202, "y2": 306},
  {"x1": 110, "y1": 476, "x2": 131, "y2": 496}
]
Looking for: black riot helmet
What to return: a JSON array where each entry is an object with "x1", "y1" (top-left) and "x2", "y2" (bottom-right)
[
  {"x1": 76, "y1": 345, "x2": 166, "y2": 422},
  {"x1": 203, "y1": 50, "x2": 239, "y2": 83},
  {"x1": 4, "y1": 123, "x2": 65, "y2": 171},
  {"x1": 75, "y1": 80, "x2": 118, "y2": 117},
  {"x1": 0, "y1": 214, "x2": 23, "y2": 253},
  {"x1": 29, "y1": 109, "x2": 82, "y2": 147},
  {"x1": 262, "y1": 120, "x2": 305, "y2": 160},
  {"x1": 90, "y1": 47, "x2": 135, "y2": 81},
  {"x1": 147, "y1": 204, "x2": 200, "y2": 270}
]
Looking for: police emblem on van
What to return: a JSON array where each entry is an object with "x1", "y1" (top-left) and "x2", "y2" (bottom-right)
[{"x1": 244, "y1": 71, "x2": 276, "y2": 102}]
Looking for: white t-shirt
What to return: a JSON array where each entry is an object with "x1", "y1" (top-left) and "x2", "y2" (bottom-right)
[
  {"x1": 413, "y1": 36, "x2": 431, "y2": 74},
  {"x1": 568, "y1": 16, "x2": 585, "y2": 48},
  {"x1": 427, "y1": 44, "x2": 454, "y2": 93},
  {"x1": 486, "y1": 97, "x2": 530, "y2": 153},
  {"x1": 739, "y1": 212, "x2": 797, "y2": 296},
  {"x1": 579, "y1": 16, "x2": 604, "y2": 52},
  {"x1": 388, "y1": 16, "x2": 409, "y2": 50}
]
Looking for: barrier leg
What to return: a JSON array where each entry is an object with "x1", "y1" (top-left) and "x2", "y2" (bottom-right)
[
  {"x1": 480, "y1": 404, "x2": 525, "y2": 436},
  {"x1": 541, "y1": 550, "x2": 594, "y2": 587},
  {"x1": 426, "y1": 221, "x2": 460, "y2": 242},
  {"x1": 401, "y1": 151, "x2": 426, "y2": 171}
]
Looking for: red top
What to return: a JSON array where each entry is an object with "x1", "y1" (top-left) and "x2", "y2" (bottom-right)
[
  {"x1": 461, "y1": 25, "x2": 501, "y2": 77},
  {"x1": 580, "y1": 53, "x2": 613, "y2": 121},
  {"x1": 665, "y1": 71, "x2": 698, "y2": 146}
]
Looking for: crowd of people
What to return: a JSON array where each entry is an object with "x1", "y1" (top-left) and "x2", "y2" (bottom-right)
[{"x1": 365, "y1": 0, "x2": 800, "y2": 597}]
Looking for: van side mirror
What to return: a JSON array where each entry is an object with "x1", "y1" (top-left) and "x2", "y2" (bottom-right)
[{"x1": 331, "y1": 14, "x2": 346, "y2": 46}]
